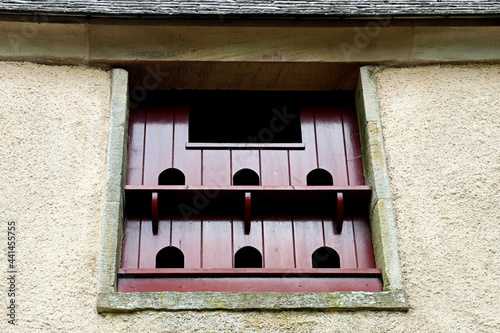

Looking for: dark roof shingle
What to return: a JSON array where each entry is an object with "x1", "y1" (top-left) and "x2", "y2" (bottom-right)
[{"x1": 0, "y1": 1, "x2": 499, "y2": 18}]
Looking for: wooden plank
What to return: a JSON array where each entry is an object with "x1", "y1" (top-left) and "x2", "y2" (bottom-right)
[
  {"x1": 171, "y1": 215, "x2": 202, "y2": 269},
  {"x1": 125, "y1": 185, "x2": 371, "y2": 192},
  {"x1": 289, "y1": 105, "x2": 318, "y2": 186},
  {"x1": 187, "y1": 143, "x2": 304, "y2": 150},
  {"x1": 118, "y1": 277, "x2": 382, "y2": 293},
  {"x1": 324, "y1": 215, "x2": 357, "y2": 269},
  {"x1": 231, "y1": 149, "x2": 260, "y2": 185},
  {"x1": 138, "y1": 216, "x2": 171, "y2": 268},
  {"x1": 126, "y1": 107, "x2": 145, "y2": 185},
  {"x1": 342, "y1": 103, "x2": 365, "y2": 186},
  {"x1": 143, "y1": 105, "x2": 174, "y2": 185},
  {"x1": 173, "y1": 104, "x2": 202, "y2": 185},
  {"x1": 293, "y1": 215, "x2": 324, "y2": 269},
  {"x1": 202, "y1": 150, "x2": 231, "y2": 186},
  {"x1": 232, "y1": 214, "x2": 264, "y2": 262},
  {"x1": 352, "y1": 213, "x2": 377, "y2": 268},
  {"x1": 202, "y1": 215, "x2": 233, "y2": 268},
  {"x1": 260, "y1": 149, "x2": 289, "y2": 186},
  {"x1": 120, "y1": 216, "x2": 140, "y2": 268},
  {"x1": 263, "y1": 217, "x2": 295, "y2": 269},
  {"x1": 119, "y1": 268, "x2": 382, "y2": 276},
  {"x1": 314, "y1": 104, "x2": 349, "y2": 186}
]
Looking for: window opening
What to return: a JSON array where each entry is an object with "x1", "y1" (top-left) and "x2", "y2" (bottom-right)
[
  {"x1": 158, "y1": 168, "x2": 185, "y2": 185},
  {"x1": 188, "y1": 91, "x2": 302, "y2": 144},
  {"x1": 233, "y1": 169, "x2": 260, "y2": 186},
  {"x1": 234, "y1": 246, "x2": 263, "y2": 268},
  {"x1": 119, "y1": 90, "x2": 381, "y2": 293},
  {"x1": 306, "y1": 168, "x2": 334, "y2": 186},
  {"x1": 156, "y1": 246, "x2": 184, "y2": 268},
  {"x1": 312, "y1": 247, "x2": 340, "y2": 268}
]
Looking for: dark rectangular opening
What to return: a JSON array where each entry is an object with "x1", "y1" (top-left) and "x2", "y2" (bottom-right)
[{"x1": 188, "y1": 91, "x2": 302, "y2": 145}]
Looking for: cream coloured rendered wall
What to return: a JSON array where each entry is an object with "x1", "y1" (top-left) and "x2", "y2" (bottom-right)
[
  {"x1": 0, "y1": 62, "x2": 499, "y2": 332},
  {"x1": 0, "y1": 62, "x2": 111, "y2": 332},
  {"x1": 375, "y1": 64, "x2": 500, "y2": 332}
]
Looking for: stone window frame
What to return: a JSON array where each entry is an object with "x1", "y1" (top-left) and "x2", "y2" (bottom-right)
[{"x1": 96, "y1": 67, "x2": 408, "y2": 312}]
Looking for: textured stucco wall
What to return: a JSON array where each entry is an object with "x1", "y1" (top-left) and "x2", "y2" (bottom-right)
[
  {"x1": 0, "y1": 62, "x2": 499, "y2": 332},
  {"x1": 375, "y1": 64, "x2": 500, "y2": 332},
  {"x1": 0, "y1": 62, "x2": 111, "y2": 332}
]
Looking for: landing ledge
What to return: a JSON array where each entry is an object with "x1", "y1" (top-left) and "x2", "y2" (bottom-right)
[{"x1": 97, "y1": 290, "x2": 409, "y2": 312}]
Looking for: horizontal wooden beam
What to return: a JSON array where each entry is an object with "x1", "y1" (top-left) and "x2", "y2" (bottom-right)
[
  {"x1": 124, "y1": 185, "x2": 371, "y2": 192},
  {"x1": 117, "y1": 268, "x2": 383, "y2": 292},
  {"x1": 118, "y1": 268, "x2": 382, "y2": 277},
  {"x1": 186, "y1": 142, "x2": 305, "y2": 150}
]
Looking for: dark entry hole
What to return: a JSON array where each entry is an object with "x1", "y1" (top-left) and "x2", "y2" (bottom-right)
[
  {"x1": 234, "y1": 246, "x2": 263, "y2": 268},
  {"x1": 158, "y1": 168, "x2": 185, "y2": 185},
  {"x1": 306, "y1": 168, "x2": 334, "y2": 186},
  {"x1": 233, "y1": 169, "x2": 260, "y2": 186},
  {"x1": 312, "y1": 246, "x2": 340, "y2": 268},
  {"x1": 156, "y1": 246, "x2": 184, "y2": 268}
]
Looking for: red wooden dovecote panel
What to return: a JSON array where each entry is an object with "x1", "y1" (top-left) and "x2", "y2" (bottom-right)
[{"x1": 119, "y1": 91, "x2": 381, "y2": 292}]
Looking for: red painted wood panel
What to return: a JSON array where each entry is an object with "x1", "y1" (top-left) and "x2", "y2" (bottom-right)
[
  {"x1": 231, "y1": 149, "x2": 261, "y2": 185},
  {"x1": 314, "y1": 105, "x2": 349, "y2": 186},
  {"x1": 118, "y1": 276, "x2": 382, "y2": 293},
  {"x1": 324, "y1": 215, "x2": 357, "y2": 269},
  {"x1": 126, "y1": 106, "x2": 145, "y2": 185},
  {"x1": 143, "y1": 105, "x2": 174, "y2": 185},
  {"x1": 120, "y1": 268, "x2": 381, "y2": 276},
  {"x1": 171, "y1": 215, "x2": 202, "y2": 269},
  {"x1": 293, "y1": 215, "x2": 324, "y2": 269},
  {"x1": 289, "y1": 106, "x2": 318, "y2": 186},
  {"x1": 138, "y1": 216, "x2": 171, "y2": 268},
  {"x1": 352, "y1": 213, "x2": 377, "y2": 268},
  {"x1": 342, "y1": 103, "x2": 365, "y2": 185},
  {"x1": 260, "y1": 150, "x2": 289, "y2": 186},
  {"x1": 202, "y1": 215, "x2": 233, "y2": 268},
  {"x1": 263, "y1": 217, "x2": 295, "y2": 268},
  {"x1": 202, "y1": 150, "x2": 231, "y2": 185},
  {"x1": 120, "y1": 216, "x2": 140, "y2": 268},
  {"x1": 122, "y1": 93, "x2": 379, "y2": 292},
  {"x1": 173, "y1": 105, "x2": 202, "y2": 185},
  {"x1": 232, "y1": 215, "x2": 264, "y2": 261}
]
